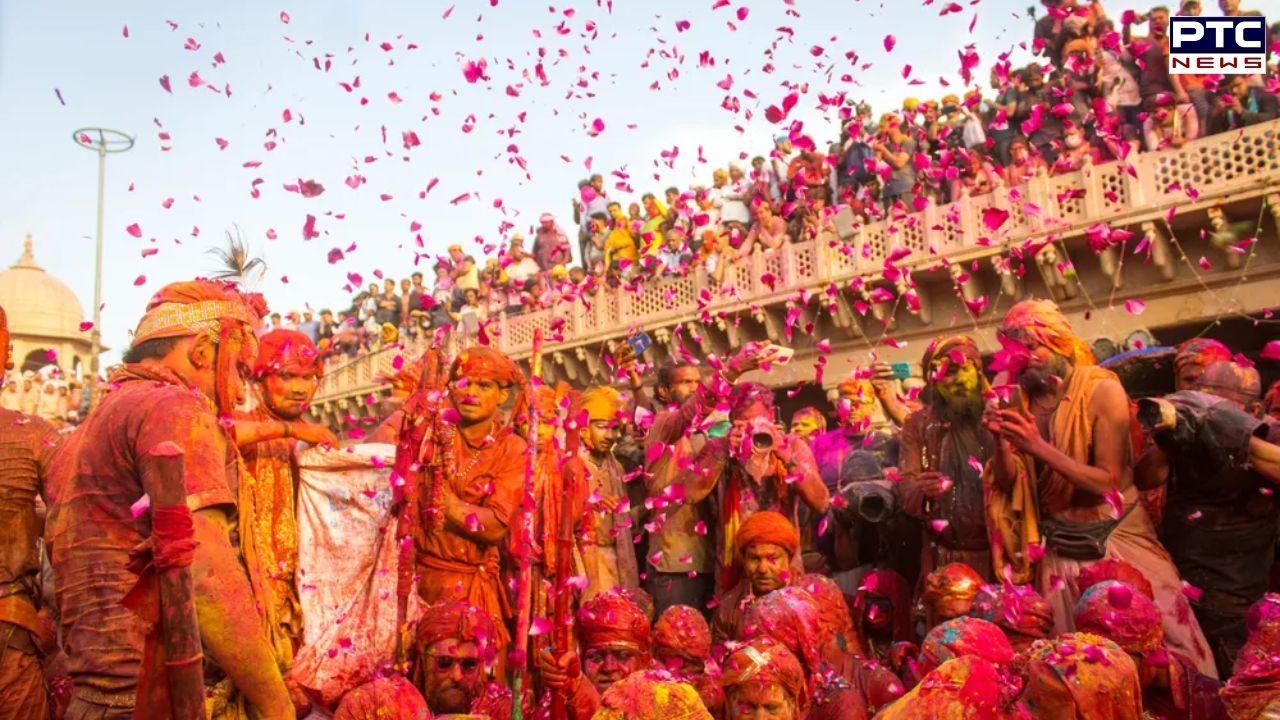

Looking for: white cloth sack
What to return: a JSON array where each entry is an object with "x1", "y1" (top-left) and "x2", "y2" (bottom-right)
[{"x1": 290, "y1": 442, "x2": 419, "y2": 708}]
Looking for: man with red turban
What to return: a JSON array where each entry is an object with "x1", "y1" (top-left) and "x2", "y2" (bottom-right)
[
  {"x1": 46, "y1": 280, "x2": 297, "y2": 718},
  {"x1": 740, "y1": 585, "x2": 883, "y2": 720},
  {"x1": 405, "y1": 346, "x2": 528, "y2": 671},
  {"x1": 1075, "y1": 581, "x2": 1227, "y2": 719},
  {"x1": 712, "y1": 511, "x2": 801, "y2": 643},
  {"x1": 917, "y1": 617, "x2": 1015, "y2": 677},
  {"x1": 413, "y1": 600, "x2": 511, "y2": 718},
  {"x1": 874, "y1": 656, "x2": 1031, "y2": 720},
  {"x1": 1173, "y1": 338, "x2": 1233, "y2": 391},
  {"x1": 720, "y1": 637, "x2": 809, "y2": 720},
  {"x1": 984, "y1": 299, "x2": 1214, "y2": 677},
  {"x1": 333, "y1": 676, "x2": 429, "y2": 720},
  {"x1": 851, "y1": 569, "x2": 915, "y2": 671},
  {"x1": 652, "y1": 605, "x2": 723, "y2": 716},
  {"x1": 233, "y1": 329, "x2": 337, "y2": 664},
  {"x1": 0, "y1": 304, "x2": 61, "y2": 719},
  {"x1": 1221, "y1": 593, "x2": 1280, "y2": 720},
  {"x1": 538, "y1": 589, "x2": 652, "y2": 720},
  {"x1": 972, "y1": 583, "x2": 1054, "y2": 652}
]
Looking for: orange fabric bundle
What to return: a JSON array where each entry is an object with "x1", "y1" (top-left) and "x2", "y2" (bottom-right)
[
  {"x1": 591, "y1": 670, "x2": 713, "y2": 720},
  {"x1": 653, "y1": 605, "x2": 712, "y2": 662},
  {"x1": 577, "y1": 589, "x2": 651, "y2": 652},
  {"x1": 1020, "y1": 633, "x2": 1143, "y2": 720},
  {"x1": 253, "y1": 329, "x2": 323, "y2": 379},
  {"x1": 801, "y1": 574, "x2": 861, "y2": 656},
  {"x1": 334, "y1": 676, "x2": 430, "y2": 720},
  {"x1": 922, "y1": 563, "x2": 984, "y2": 607}
]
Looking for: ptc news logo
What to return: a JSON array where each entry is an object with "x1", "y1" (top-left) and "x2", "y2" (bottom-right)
[{"x1": 1169, "y1": 16, "x2": 1270, "y2": 74}]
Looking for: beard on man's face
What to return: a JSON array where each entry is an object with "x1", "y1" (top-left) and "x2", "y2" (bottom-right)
[{"x1": 1017, "y1": 353, "x2": 1070, "y2": 396}]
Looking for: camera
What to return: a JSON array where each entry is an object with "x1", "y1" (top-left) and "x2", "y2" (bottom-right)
[
  {"x1": 752, "y1": 431, "x2": 775, "y2": 449},
  {"x1": 834, "y1": 451, "x2": 897, "y2": 524},
  {"x1": 845, "y1": 480, "x2": 897, "y2": 524}
]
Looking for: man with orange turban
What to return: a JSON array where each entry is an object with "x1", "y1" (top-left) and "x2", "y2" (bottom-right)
[
  {"x1": 413, "y1": 600, "x2": 512, "y2": 718},
  {"x1": 405, "y1": 346, "x2": 528, "y2": 672},
  {"x1": 652, "y1": 605, "x2": 723, "y2": 716},
  {"x1": 538, "y1": 589, "x2": 652, "y2": 720},
  {"x1": 1074, "y1": 581, "x2": 1227, "y2": 719},
  {"x1": 984, "y1": 298, "x2": 1215, "y2": 677},
  {"x1": 896, "y1": 335, "x2": 996, "y2": 583},
  {"x1": 712, "y1": 510, "x2": 801, "y2": 643},
  {"x1": 720, "y1": 637, "x2": 809, "y2": 720},
  {"x1": 46, "y1": 280, "x2": 297, "y2": 719},
  {"x1": 0, "y1": 304, "x2": 61, "y2": 719},
  {"x1": 575, "y1": 386, "x2": 639, "y2": 598},
  {"x1": 232, "y1": 329, "x2": 337, "y2": 665}
]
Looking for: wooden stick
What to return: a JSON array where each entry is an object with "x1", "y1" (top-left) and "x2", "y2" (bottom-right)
[
  {"x1": 143, "y1": 442, "x2": 206, "y2": 720},
  {"x1": 511, "y1": 329, "x2": 544, "y2": 720},
  {"x1": 550, "y1": 409, "x2": 585, "y2": 720}
]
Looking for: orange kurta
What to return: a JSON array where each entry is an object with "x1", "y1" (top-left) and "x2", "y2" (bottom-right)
[
  {"x1": 237, "y1": 407, "x2": 303, "y2": 658},
  {"x1": 415, "y1": 427, "x2": 527, "y2": 654}
]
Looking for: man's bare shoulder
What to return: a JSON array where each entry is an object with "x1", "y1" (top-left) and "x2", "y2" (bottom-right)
[{"x1": 1087, "y1": 372, "x2": 1131, "y2": 416}]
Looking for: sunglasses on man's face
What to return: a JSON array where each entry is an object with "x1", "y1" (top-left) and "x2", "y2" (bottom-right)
[{"x1": 432, "y1": 655, "x2": 481, "y2": 673}]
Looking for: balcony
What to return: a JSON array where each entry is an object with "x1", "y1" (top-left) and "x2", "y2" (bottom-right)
[{"x1": 310, "y1": 120, "x2": 1280, "y2": 426}]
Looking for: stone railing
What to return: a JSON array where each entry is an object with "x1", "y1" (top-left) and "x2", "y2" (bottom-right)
[{"x1": 314, "y1": 119, "x2": 1280, "y2": 405}]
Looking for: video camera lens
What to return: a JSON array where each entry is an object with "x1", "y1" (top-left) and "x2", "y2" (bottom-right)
[{"x1": 751, "y1": 432, "x2": 774, "y2": 449}]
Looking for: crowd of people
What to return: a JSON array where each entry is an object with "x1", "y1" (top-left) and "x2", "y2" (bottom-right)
[
  {"x1": 5, "y1": 1, "x2": 1280, "y2": 719},
  {"x1": 289, "y1": 0, "x2": 1280, "y2": 363},
  {"x1": 7, "y1": 274, "x2": 1280, "y2": 720},
  {"x1": 0, "y1": 371, "x2": 87, "y2": 426}
]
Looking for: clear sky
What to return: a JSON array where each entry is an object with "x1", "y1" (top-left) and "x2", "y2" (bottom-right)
[{"x1": 0, "y1": 0, "x2": 1051, "y2": 363}]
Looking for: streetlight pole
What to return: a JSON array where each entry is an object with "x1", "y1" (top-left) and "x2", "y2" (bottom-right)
[{"x1": 72, "y1": 128, "x2": 133, "y2": 379}]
